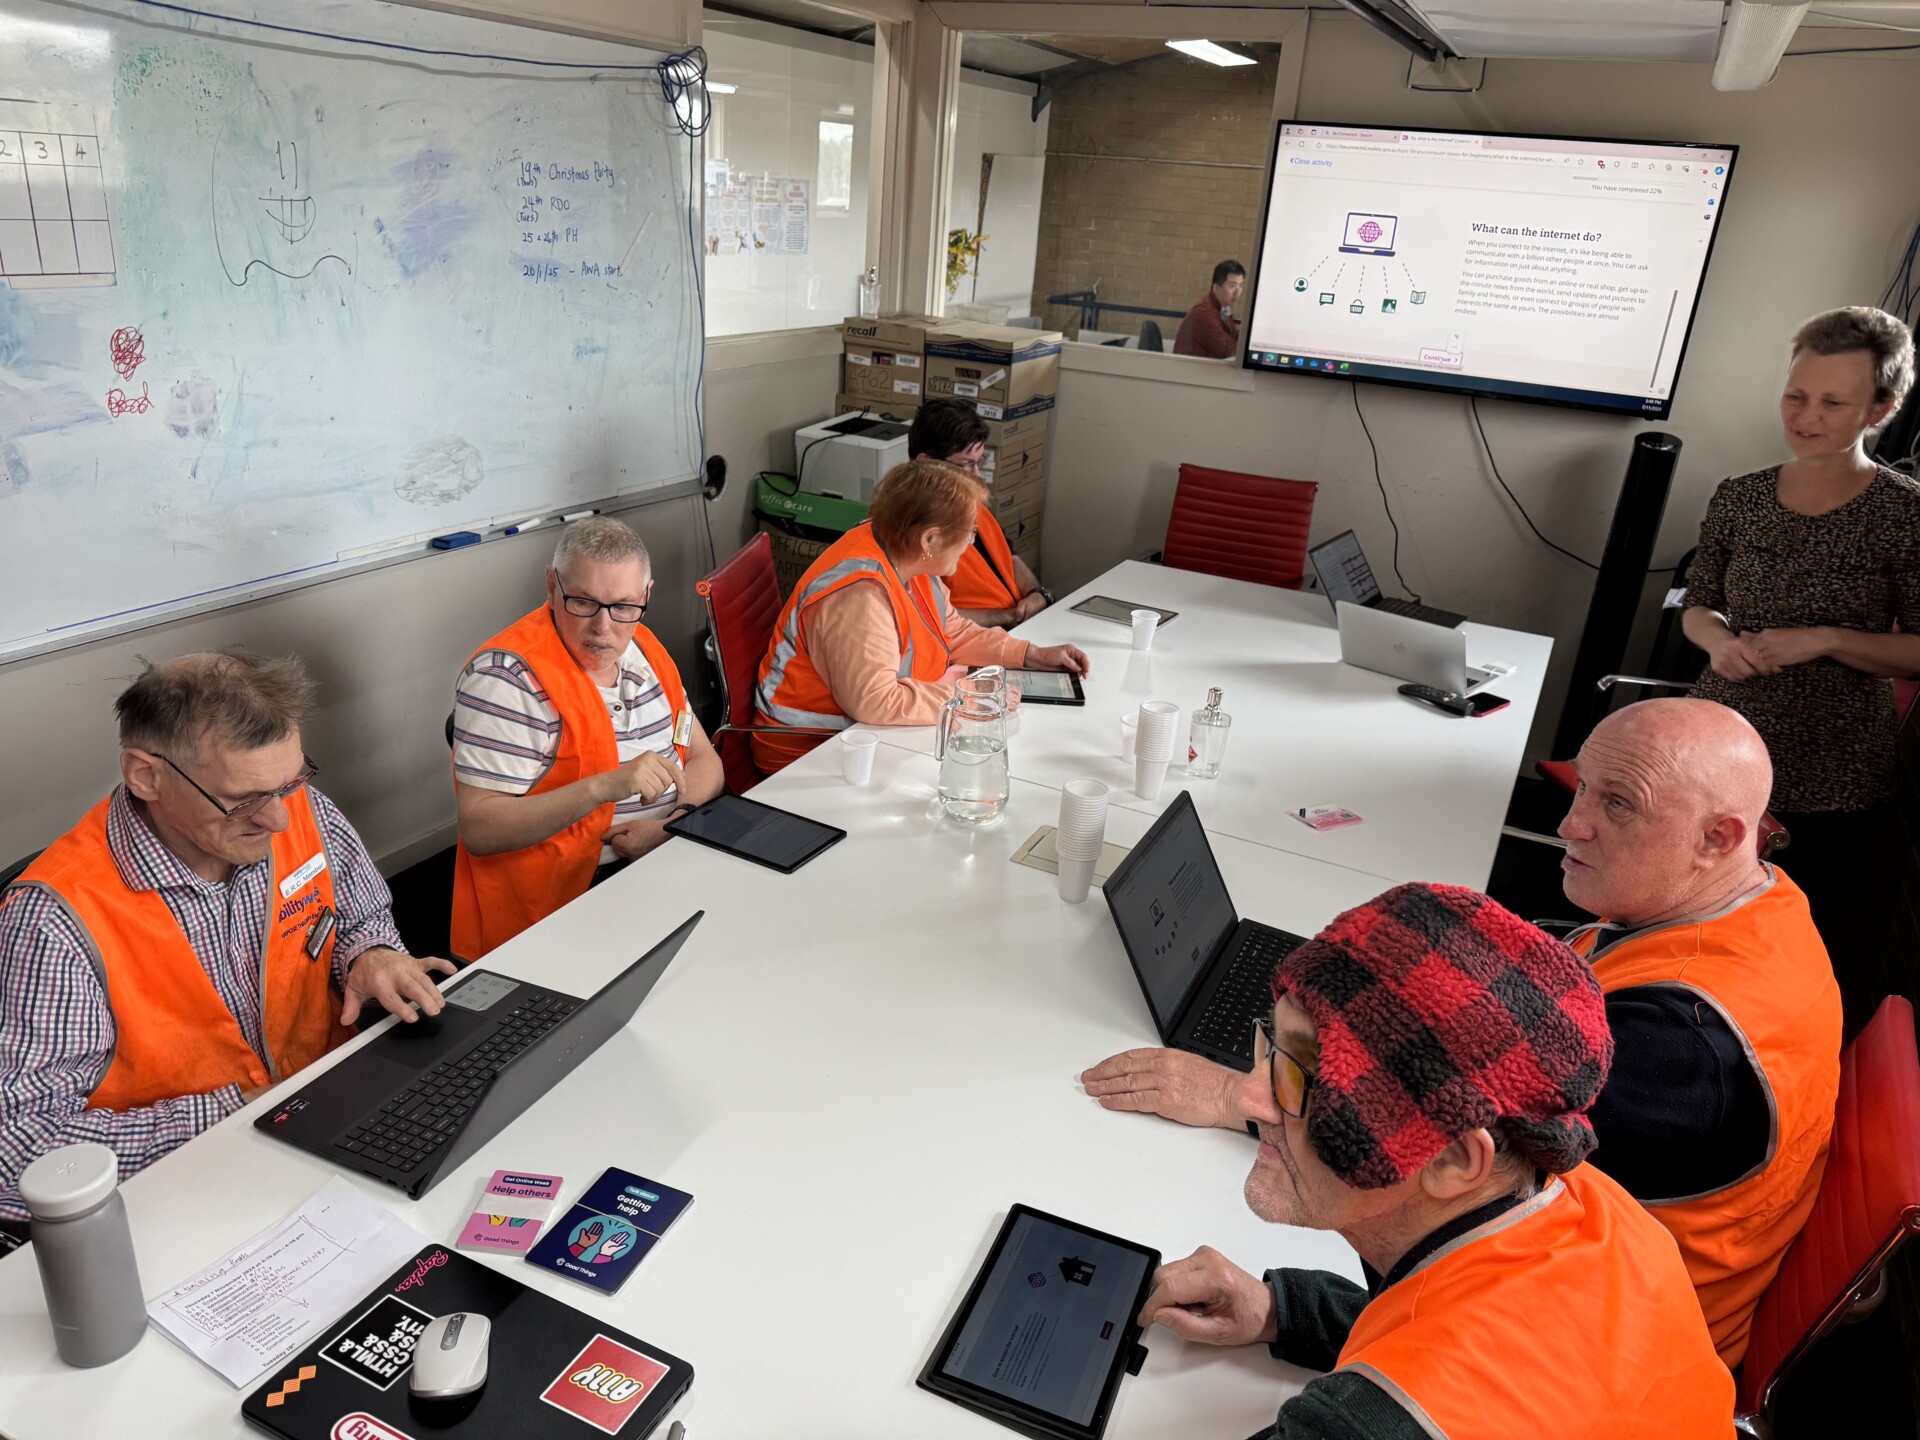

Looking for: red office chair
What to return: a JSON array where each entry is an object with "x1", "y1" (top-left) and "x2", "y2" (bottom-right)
[
  {"x1": 695, "y1": 533, "x2": 835, "y2": 795},
  {"x1": 1161, "y1": 464, "x2": 1317, "y2": 589},
  {"x1": 1734, "y1": 995, "x2": 1920, "y2": 1438},
  {"x1": 1534, "y1": 673, "x2": 1789, "y2": 858}
]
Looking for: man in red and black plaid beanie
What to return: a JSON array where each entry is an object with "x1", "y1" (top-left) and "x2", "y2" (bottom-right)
[{"x1": 1128, "y1": 884, "x2": 1733, "y2": 1440}]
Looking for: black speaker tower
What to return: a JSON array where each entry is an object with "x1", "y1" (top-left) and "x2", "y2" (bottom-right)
[{"x1": 1549, "y1": 431, "x2": 1683, "y2": 758}]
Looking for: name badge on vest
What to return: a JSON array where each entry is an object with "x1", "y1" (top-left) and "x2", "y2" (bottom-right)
[
  {"x1": 305, "y1": 906, "x2": 337, "y2": 961},
  {"x1": 672, "y1": 706, "x2": 693, "y2": 748},
  {"x1": 279, "y1": 850, "x2": 329, "y2": 900}
]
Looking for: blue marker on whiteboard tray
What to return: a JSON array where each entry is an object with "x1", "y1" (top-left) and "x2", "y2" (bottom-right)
[{"x1": 503, "y1": 517, "x2": 548, "y2": 535}]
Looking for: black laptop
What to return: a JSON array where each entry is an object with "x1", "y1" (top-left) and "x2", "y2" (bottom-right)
[
  {"x1": 1100, "y1": 794, "x2": 1306, "y2": 1072},
  {"x1": 1308, "y1": 528, "x2": 1465, "y2": 629},
  {"x1": 257, "y1": 913, "x2": 701, "y2": 1198}
]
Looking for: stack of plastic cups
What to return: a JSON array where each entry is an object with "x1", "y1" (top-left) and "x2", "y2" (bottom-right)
[
  {"x1": 1134, "y1": 701, "x2": 1180, "y2": 800},
  {"x1": 1056, "y1": 779, "x2": 1110, "y2": 903}
]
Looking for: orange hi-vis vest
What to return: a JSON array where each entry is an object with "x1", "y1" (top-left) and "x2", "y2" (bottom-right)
[
  {"x1": 1336, "y1": 1165, "x2": 1734, "y2": 1439},
  {"x1": 450, "y1": 607, "x2": 690, "y2": 960},
  {"x1": 946, "y1": 504, "x2": 1021, "y2": 614},
  {"x1": 751, "y1": 521, "x2": 953, "y2": 774},
  {"x1": 1576, "y1": 868, "x2": 1841, "y2": 1368},
  {"x1": 8, "y1": 790, "x2": 351, "y2": 1110}
]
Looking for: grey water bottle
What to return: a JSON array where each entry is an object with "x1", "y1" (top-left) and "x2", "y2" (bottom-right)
[{"x1": 20, "y1": 1142, "x2": 147, "y2": 1366}]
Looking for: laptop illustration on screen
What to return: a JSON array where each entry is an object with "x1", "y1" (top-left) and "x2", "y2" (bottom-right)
[{"x1": 1340, "y1": 212, "x2": 1398, "y2": 256}]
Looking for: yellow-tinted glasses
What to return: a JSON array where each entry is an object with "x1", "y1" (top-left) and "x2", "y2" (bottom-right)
[{"x1": 1254, "y1": 1013, "x2": 1318, "y2": 1119}]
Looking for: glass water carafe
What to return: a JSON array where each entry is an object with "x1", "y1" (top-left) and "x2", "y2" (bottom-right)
[{"x1": 936, "y1": 668, "x2": 1010, "y2": 825}]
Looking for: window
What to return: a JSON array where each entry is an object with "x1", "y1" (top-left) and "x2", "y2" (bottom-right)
[
  {"x1": 701, "y1": 12, "x2": 873, "y2": 336},
  {"x1": 962, "y1": 36, "x2": 1276, "y2": 356},
  {"x1": 817, "y1": 119, "x2": 854, "y2": 210},
  {"x1": 943, "y1": 64, "x2": 1049, "y2": 323}
]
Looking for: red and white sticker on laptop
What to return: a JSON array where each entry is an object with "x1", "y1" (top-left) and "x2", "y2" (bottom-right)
[{"x1": 539, "y1": 1333, "x2": 670, "y2": 1434}]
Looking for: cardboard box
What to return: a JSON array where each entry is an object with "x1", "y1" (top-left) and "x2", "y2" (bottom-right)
[
  {"x1": 924, "y1": 322, "x2": 1063, "y2": 408},
  {"x1": 836, "y1": 389, "x2": 920, "y2": 420},
  {"x1": 980, "y1": 438, "x2": 1046, "y2": 484},
  {"x1": 967, "y1": 395, "x2": 1053, "y2": 446},
  {"x1": 843, "y1": 346, "x2": 924, "y2": 405},
  {"x1": 1007, "y1": 515, "x2": 1042, "y2": 567},
  {"x1": 840, "y1": 314, "x2": 940, "y2": 350}
]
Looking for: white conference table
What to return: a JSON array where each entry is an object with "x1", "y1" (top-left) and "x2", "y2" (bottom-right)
[
  {"x1": 0, "y1": 740, "x2": 1390, "y2": 1440},
  {"x1": 883, "y1": 560, "x2": 1555, "y2": 891}
]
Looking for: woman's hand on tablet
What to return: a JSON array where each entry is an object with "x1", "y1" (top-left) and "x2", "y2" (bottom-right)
[
  {"x1": 1138, "y1": 1246, "x2": 1277, "y2": 1347},
  {"x1": 1028, "y1": 643, "x2": 1090, "y2": 676}
]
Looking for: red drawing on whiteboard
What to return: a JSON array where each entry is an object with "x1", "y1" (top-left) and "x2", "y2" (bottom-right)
[
  {"x1": 109, "y1": 327, "x2": 146, "y2": 380},
  {"x1": 107, "y1": 383, "x2": 152, "y2": 416}
]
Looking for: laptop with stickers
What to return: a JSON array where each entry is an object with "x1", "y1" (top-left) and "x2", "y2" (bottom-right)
[{"x1": 242, "y1": 1244, "x2": 692, "y2": 1439}]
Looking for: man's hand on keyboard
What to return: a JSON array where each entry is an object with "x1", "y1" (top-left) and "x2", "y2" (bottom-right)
[
  {"x1": 1080, "y1": 1048, "x2": 1244, "y2": 1130},
  {"x1": 341, "y1": 947, "x2": 458, "y2": 1026}
]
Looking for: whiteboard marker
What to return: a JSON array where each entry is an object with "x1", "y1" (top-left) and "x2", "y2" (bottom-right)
[
  {"x1": 561, "y1": 509, "x2": 598, "y2": 522},
  {"x1": 504, "y1": 517, "x2": 547, "y2": 535}
]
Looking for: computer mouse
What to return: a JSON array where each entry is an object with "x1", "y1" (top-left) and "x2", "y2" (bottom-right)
[{"x1": 411, "y1": 1312, "x2": 490, "y2": 1400}]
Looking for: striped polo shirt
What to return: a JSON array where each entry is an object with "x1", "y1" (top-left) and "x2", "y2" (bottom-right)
[{"x1": 453, "y1": 642, "x2": 678, "y2": 864}]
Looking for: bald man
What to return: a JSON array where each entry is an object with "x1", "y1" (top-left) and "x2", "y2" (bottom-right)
[{"x1": 1082, "y1": 699, "x2": 1840, "y2": 1368}]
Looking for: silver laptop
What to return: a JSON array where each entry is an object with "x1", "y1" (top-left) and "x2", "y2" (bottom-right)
[{"x1": 1335, "y1": 601, "x2": 1494, "y2": 694}]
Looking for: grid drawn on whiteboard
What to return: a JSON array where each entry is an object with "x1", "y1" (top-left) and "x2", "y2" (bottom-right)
[{"x1": 0, "y1": 130, "x2": 116, "y2": 287}]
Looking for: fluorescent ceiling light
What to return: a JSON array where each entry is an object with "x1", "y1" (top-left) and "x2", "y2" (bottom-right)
[
  {"x1": 706, "y1": 80, "x2": 737, "y2": 94},
  {"x1": 1712, "y1": 1, "x2": 1809, "y2": 89},
  {"x1": 1165, "y1": 39, "x2": 1256, "y2": 66}
]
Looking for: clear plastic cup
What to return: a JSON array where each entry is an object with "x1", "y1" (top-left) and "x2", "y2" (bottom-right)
[
  {"x1": 1130, "y1": 609, "x2": 1159, "y2": 652},
  {"x1": 839, "y1": 730, "x2": 879, "y2": 784},
  {"x1": 1120, "y1": 714, "x2": 1138, "y2": 761}
]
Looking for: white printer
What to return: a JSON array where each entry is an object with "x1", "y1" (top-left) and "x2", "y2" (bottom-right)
[{"x1": 791, "y1": 412, "x2": 912, "y2": 503}]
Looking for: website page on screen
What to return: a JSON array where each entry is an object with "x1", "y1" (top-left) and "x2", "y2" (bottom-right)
[{"x1": 1244, "y1": 126, "x2": 1735, "y2": 415}]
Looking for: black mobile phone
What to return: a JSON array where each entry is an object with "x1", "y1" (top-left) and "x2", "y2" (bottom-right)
[{"x1": 1465, "y1": 692, "x2": 1510, "y2": 717}]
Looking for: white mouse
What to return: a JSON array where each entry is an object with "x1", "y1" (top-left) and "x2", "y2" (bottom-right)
[{"x1": 411, "y1": 1312, "x2": 491, "y2": 1400}]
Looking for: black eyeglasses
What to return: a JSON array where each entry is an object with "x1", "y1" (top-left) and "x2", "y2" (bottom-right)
[
  {"x1": 158, "y1": 753, "x2": 319, "y2": 820},
  {"x1": 559, "y1": 588, "x2": 647, "y2": 623},
  {"x1": 1254, "y1": 1014, "x2": 1319, "y2": 1119}
]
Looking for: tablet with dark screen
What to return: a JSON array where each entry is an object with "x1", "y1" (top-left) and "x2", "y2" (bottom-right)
[
  {"x1": 918, "y1": 1205, "x2": 1159, "y2": 1440},
  {"x1": 980, "y1": 668, "x2": 1085, "y2": 706},
  {"x1": 663, "y1": 793, "x2": 846, "y2": 874}
]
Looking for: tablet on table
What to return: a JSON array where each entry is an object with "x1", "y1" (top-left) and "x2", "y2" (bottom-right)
[{"x1": 919, "y1": 1204, "x2": 1160, "y2": 1440}]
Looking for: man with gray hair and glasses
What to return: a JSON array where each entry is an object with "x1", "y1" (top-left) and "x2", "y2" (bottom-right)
[
  {"x1": 0, "y1": 650, "x2": 454, "y2": 1229},
  {"x1": 451, "y1": 515, "x2": 723, "y2": 959}
]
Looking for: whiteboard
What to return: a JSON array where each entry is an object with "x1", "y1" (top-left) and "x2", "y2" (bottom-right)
[{"x1": 0, "y1": 0, "x2": 704, "y2": 657}]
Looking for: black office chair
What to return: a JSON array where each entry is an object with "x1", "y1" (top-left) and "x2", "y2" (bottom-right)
[
  {"x1": 0, "y1": 850, "x2": 44, "y2": 890},
  {"x1": 1137, "y1": 320, "x2": 1165, "y2": 353}
]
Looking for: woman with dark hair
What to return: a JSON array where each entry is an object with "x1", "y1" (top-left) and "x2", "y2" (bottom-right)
[
  {"x1": 1682, "y1": 305, "x2": 1920, "y2": 1030},
  {"x1": 750, "y1": 461, "x2": 1089, "y2": 774}
]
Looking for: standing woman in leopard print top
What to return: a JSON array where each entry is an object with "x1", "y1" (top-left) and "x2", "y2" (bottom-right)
[{"x1": 1682, "y1": 306, "x2": 1920, "y2": 1034}]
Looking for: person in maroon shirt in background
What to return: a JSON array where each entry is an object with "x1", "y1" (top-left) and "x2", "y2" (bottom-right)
[{"x1": 1173, "y1": 259, "x2": 1246, "y2": 358}]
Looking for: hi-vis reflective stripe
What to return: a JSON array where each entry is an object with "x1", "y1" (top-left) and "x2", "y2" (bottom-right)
[{"x1": 754, "y1": 556, "x2": 888, "y2": 728}]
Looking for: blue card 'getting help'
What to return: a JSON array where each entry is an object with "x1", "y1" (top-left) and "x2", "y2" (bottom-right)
[{"x1": 524, "y1": 1167, "x2": 693, "y2": 1295}]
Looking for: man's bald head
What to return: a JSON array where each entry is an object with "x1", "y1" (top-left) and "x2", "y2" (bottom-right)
[
  {"x1": 1559, "y1": 699, "x2": 1773, "y2": 927},
  {"x1": 1587, "y1": 699, "x2": 1772, "y2": 831}
]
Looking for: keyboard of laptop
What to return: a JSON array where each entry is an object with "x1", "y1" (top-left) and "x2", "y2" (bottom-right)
[
  {"x1": 1186, "y1": 927, "x2": 1305, "y2": 1062},
  {"x1": 1374, "y1": 596, "x2": 1466, "y2": 628},
  {"x1": 333, "y1": 990, "x2": 578, "y2": 1174}
]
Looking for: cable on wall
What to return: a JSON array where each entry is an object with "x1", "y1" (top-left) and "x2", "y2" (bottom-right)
[
  {"x1": 1469, "y1": 397, "x2": 1601, "y2": 570},
  {"x1": 1349, "y1": 383, "x2": 1422, "y2": 603}
]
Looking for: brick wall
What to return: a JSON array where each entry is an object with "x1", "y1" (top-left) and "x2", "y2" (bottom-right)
[{"x1": 1030, "y1": 52, "x2": 1276, "y2": 337}]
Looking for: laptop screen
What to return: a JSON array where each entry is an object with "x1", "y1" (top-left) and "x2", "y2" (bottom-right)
[
  {"x1": 1102, "y1": 795, "x2": 1239, "y2": 1036},
  {"x1": 1308, "y1": 530, "x2": 1382, "y2": 607}
]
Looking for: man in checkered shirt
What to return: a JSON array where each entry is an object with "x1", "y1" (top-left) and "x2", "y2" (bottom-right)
[{"x1": 0, "y1": 651, "x2": 454, "y2": 1227}]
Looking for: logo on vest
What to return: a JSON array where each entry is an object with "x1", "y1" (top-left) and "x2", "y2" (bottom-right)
[
  {"x1": 539, "y1": 1334, "x2": 670, "y2": 1434},
  {"x1": 278, "y1": 889, "x2": 322, "y2": 925}
]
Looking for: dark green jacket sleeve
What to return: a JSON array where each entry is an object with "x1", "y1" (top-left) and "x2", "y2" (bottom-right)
[
  {"x1": 1244, "y1": 1371, "x2": 1435, "y2": 1440},
  {"x1": 1263, "y1": 1267, "x2": 1371, "y2": 1374}
]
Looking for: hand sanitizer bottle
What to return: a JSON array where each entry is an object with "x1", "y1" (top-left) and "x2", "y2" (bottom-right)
[{"x1": 1188, "y1": 687, "x2": 1231, "y2": 779}]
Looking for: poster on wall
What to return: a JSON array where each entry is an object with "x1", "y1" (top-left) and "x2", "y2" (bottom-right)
[
  {"x1": 750, "y1": 176, "x2": 782, "y2": 252},
  {"x1": 705, "y1": 178, "x2": 752, "y2": 254},
  {"x1": 779, "y1": 179, "x2": 810, "y2": 255}
]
